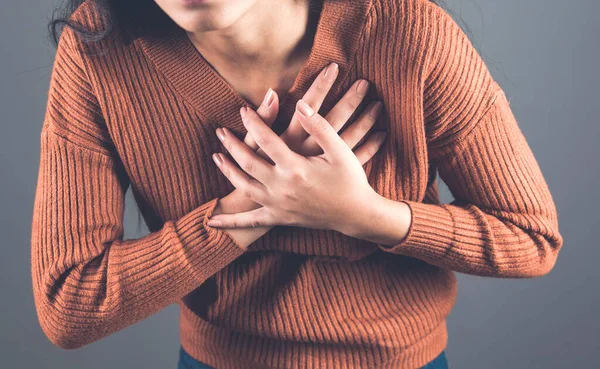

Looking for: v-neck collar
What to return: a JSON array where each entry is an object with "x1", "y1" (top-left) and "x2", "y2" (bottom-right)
[{"x1": 135, "y1": 0, "x2": 373, "y2": 136}]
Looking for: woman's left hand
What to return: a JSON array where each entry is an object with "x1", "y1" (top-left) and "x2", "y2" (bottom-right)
[{"x1": 207, "y1": 98, "x2": 389, "y2": 239}]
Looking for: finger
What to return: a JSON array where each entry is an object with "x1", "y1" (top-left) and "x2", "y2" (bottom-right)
[
  {"x1": 212, "y1": 152, "x2": 270, "y2": 204},
  {"x1": 254, "y1": 146, "x2": 276, "y2": 166},
  {"x1": 298, "y1": 79, "x2": 372, "y2": 154},
  {"x1": 244, "y1": 88, "x2": 280, "y2": 151},
  {"x1": 297, "y1": 100, "x2": 382, "y2": 155},
  {"x1": 207, "y1": 207, "x2": 274, "y2": 228},
  {"x1": 353, "y1": 131, "x2": 388, "y2": 166},
  {"x1": 295, "y1": 99, "x2": 352, "y2": 161},
  {"x1": 216, "y1": 126, "x2": 273, "y2": 184},
  {"x1": 324, "y1": 79, "x2": 370, "y2": 132},
  {"x1": 241, "y1": 106, "x2": 303, "y2": 166},
  {"x1": 279, "y1": 62, "x2": 339, "y2": 149},
  {"x1": 339, "y1": 101, "x2": 383, "y2": 149}
]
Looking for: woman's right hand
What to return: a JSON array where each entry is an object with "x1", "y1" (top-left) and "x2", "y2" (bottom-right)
[{"x1": 213, "y1": 63, "x2": 385, "y2": 226}]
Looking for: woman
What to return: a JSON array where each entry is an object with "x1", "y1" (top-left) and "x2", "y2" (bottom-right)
[{"x1": 32, "y1": 0, "x2": 562, "y2": 368}]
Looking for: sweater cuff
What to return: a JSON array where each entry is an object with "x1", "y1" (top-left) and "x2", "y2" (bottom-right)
[
  {"x1": 377, "y1": 200, "x2": 460, "y2": 255},
  {"x1": 175, "y1": 197, "x2": 246, "y2": 281}
]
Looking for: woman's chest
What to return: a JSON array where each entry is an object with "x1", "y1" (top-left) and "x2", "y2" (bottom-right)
[{"x1": 98, "y1": 64, "x2": 434, "y2": 230}]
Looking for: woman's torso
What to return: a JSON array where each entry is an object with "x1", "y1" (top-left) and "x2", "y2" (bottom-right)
[{"x1": 71, "y1": 0, "x2": 458, "y2": 367}]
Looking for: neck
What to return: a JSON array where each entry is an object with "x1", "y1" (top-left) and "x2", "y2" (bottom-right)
[{"x1": 186, "y1": 0, "x2": 317, "y2": 71}]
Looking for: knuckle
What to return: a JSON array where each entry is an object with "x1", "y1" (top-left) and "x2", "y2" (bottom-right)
[
  {"x1": 351, "y1": 115, "x2": 367, "y2": 131},
  {"x1": 343, "y1": 96, "x2": 359, "y2": 112},
  {"x1": 359, "y1": 116, "x2": 375, "y2": 132},
  {"x1": 288, "y1": 167, "x2": 308, "y2": 183},
  {"x1": 240, "y1": 159, "x2": 254, "y2": 174},
  {"x1": 312, "y1": 116, "x2": 330, "y2": 132},
  {"x1": 366, "y1": 143, "x2": 378, "y2": 157},
  {"x1": 281, "y1": 187, "x2": 299, "y2": 201},
  {"x1": 255, "y1": 132, "x2": 271, "y2": 147},
  {"x1": 224, "y1": 139, "x2": 234, "y2": 152},
  {"x1": 360, "y1": 118, "x2": 373, "y2": 131},
  {"x1": 221, "y1": 163, "x2": 231, "y2": 178},
  {"x1": 315, "y1": 79, "x2": 329, "y2": 92},
  {"x1": 245, "y1": 114, "x2": 257, "y2": 126}
]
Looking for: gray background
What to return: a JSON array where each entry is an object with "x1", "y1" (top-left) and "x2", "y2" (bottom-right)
[{"x1": 1, "y1": 0, "x2": 598, "y2": 368}]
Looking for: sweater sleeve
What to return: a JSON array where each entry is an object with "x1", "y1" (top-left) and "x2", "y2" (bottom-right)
[
  {"x1": 377, "y1": 3, "x2": 563, "y2": 278},
  {"x1": 30, "y1": 27, "x2": 246, "y2": 350}
]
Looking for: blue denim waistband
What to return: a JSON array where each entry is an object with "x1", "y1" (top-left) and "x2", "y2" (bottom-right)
[{"x1": 177, "y1": 346, "x2": 449, "y2": 369}]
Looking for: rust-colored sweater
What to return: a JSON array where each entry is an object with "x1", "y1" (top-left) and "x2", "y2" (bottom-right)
[{"x1": 31, "y1": 0, "x2": 563, "y2": 367}]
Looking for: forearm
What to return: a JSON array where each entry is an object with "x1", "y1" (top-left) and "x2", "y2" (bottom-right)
[
  {"x1": 349, "y1": 89, "x2": 563, "y2": 278},
  {"x1": 32, "y1": 130, "x2": 247, "y2": 349}
]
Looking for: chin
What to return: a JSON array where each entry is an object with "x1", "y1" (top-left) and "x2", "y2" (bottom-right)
[{"x1": 154, "y1": 0, "x2": 258, "y2": 33}]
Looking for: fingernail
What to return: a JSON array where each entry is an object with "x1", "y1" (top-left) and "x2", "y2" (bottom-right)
[
  {"x1": 323, "y1": 62, "x2": 338, "y2": 78},
  {"x1": 216, "y1": 127, "x2": 225, "y2": 141},
  {"x1": 262, "y1": 88, "x2": 275, "y2": 107},
  {"x1": 240, "y1": 106, "x2": 248, "y2": 118},
  {"x1": 212, "y1": 153, "x2": 223, "y2": 166},
  {"x1": 357, "y1": 80, "x2": 369, "y2": 96},
  {"x1": 369, "y1": 101, "x2": 382, "y2": 118},
  {"x1": 296, "y1": 99, "x2": 314, "y2": 117}
]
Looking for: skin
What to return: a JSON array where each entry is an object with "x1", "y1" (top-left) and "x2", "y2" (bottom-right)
[
  {"x1": 153, "y1": 0, "x2": 412, "y2": 249},
  {"x1": 154, "y1": 0, "x2": 317, "y2": 108}
]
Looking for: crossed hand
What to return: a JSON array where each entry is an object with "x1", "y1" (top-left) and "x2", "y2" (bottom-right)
[{"x1": 207, "y1": 62, "x2": 387, "y2": 238}]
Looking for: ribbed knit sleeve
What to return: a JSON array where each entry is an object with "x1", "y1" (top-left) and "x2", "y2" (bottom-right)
[
  {"x1": 377, "y1": 2, "x2": 564, "y2": 278},
  {"x1": 30, "y1": 28, "x2": 246, "y2": 349}
]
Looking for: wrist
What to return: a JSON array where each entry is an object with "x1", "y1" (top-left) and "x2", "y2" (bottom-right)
[
  {"x1": 343, "y1": 191, "x2": 412, "y2": 246},
  {"x1": 338, "y1": 189, "x2": 385, "y2": 240}
]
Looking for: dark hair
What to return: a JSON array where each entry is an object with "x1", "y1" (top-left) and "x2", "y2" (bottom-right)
[
  {"x1": 47, "y1": 0, "x2": 446, "y2": 48},
  {"x1": 47, "y1": 0, "x2": 166, "y2": 48}
]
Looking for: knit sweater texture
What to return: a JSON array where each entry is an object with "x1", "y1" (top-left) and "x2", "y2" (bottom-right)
[{"x1": 31, "y1": 0, "x2": 563, "y2": 367}]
